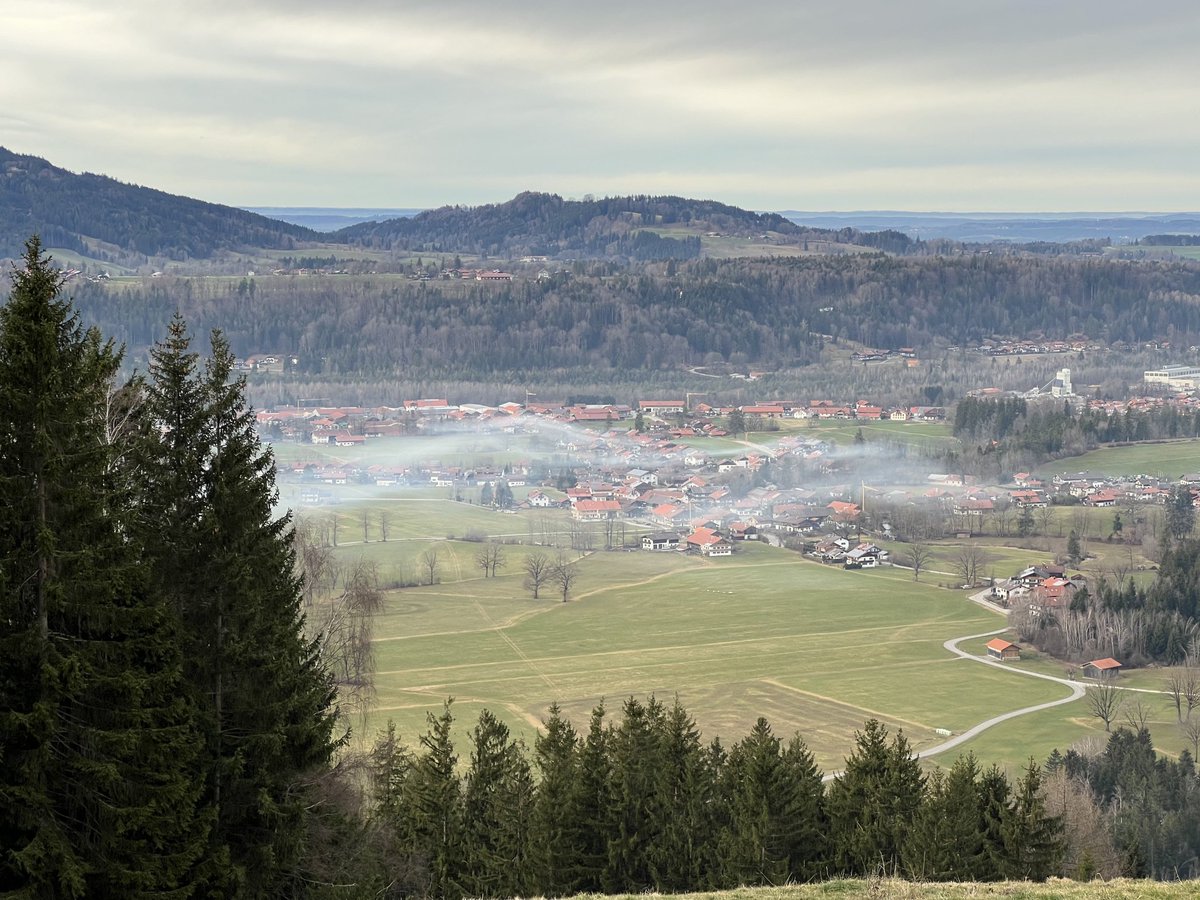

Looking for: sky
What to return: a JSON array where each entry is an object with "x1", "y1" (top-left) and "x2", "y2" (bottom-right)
[{"x1": 2, "y1": 0, "x2": 1199, "y2": 212}]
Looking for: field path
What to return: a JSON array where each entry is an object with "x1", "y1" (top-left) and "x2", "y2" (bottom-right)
[
  {"x1": 821, "y1": 625, "x2": 1089, "y2": 782},
  {"x1": 469, "y1": 596, "x2": 559, "y2": 693},
  {"x1": 571, "y1": 566, "x2": 690, "y2": 602}
]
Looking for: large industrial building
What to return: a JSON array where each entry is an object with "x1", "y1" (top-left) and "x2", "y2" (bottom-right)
[{"x1": 1144, "y1": 365, "x2": 1200, "y2": 390}]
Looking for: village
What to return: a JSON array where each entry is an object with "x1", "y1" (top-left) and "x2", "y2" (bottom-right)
[{"x1": 257, "y1": 391, "x2": 1200, "y2": 681}]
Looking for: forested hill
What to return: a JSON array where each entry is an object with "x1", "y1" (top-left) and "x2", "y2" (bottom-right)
[
  {"x1": 333, "y1": 191, "x2": 916, "y2": 258},
  {"x1": 0, "y1": 147, "x2": 319, "y2": 263}
]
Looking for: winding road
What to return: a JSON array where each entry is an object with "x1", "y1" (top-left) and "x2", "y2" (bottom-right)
[{"x1": 821, "y1": 590, "x2": 1092, "y2": 781}]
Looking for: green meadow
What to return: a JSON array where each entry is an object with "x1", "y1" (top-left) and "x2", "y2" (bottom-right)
[
  {"x1": 1038, "y1": 440, "x2": 1200, "y2": 478},
  {"x1": 331, "y1": 517, "x2": 1183, "y2": 775}
]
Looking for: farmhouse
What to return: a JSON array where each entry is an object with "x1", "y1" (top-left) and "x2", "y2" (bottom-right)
[
  {"x1": 571, "y1": 499, "x2": 623, "y2": 521},
  {"x1": 685, "y1": 527, "x2": 733, "y2": 557},
  {"x1": 1081, "y1": 657, "x2": 1123, "y2": 680},
  {"x1": 526, "y1": 489, "x2": 555, "y2": 508},
  {"x1": 844, "y1": 542, "x2": 886, "y2": 569},
  {"x1": 1032, "y1": 576, "x2": 1083, "y2": 609},
  {"x1": 986, "y1": 638, "x2": 1021, "y2": 661},
  {"x1": 641, "y1": 532, "x2": 681, "y2": 552}
]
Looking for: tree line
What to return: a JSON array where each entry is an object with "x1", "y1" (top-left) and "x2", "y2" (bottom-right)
[
  {"x1": 357, "y1": 699, "x2": 1064, "y2": 898},
  {"x1": 67, "y1": 253, "x2": 1200, "y2": 390}
]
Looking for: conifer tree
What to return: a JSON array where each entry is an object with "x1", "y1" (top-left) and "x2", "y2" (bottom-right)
[
  {"x1": 528, "y1": 704, "x2": 582, "y2": 896},
  {"x1": 402, "y1": 702, "x2": 465, "y2": 899},
  {"x1": 903, "y1": 753, "x2": 986, "y2": 880},
  {"x1": 136, "y1": 320, "x2": 341, "y2": 893},
  {"x1": 0, "y1": 238, "x2": 207, "y2": 895},
  {"x1": 826, "y1": 719, "x2": 925, "y2": 876},
  {"x1": 568, "y1": 703, "x2": 615, "y2": 892},
  {"x1": 462, "y1": 710, "x2": 534, "y2": 898},
  {"x1": 648, "y1": 699, "x2": 721, "y2": 891},
  {"x1": 604, "y1": 696, "x2": 666, "y2": 892},
  {"x1": 720, "y1": 718, "x2": 826, "y2": 886},
  {"x1": 977, "y1": 763, "x2": 1014, "y2": 879},
  {"x1": 1002, "y1": 759, "x2": 1064, "y2": 880}
]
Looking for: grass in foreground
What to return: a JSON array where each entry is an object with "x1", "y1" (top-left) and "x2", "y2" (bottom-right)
[{"x1": 576, "y1": 879, "x2": 1199, "y2": 900}]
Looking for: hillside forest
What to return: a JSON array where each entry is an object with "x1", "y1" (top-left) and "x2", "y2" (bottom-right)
[{"x1": 67, "y1": 254, "x2": 1200, "y2": 402}]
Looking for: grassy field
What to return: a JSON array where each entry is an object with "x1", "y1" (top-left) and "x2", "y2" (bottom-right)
[
  {"x1": 580, "y1": 879, "x2": 1200, "y2": 900},
  {"x1": 348, "y1": 532, "x2": 1161, "y2": 774},
  {"x1": 1038, "y1": 440, "x2": 1200, "y2": 478}
]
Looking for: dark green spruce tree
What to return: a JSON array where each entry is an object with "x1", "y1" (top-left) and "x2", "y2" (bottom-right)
[
  {"x1": 462, "y1": 710, "x2": 534, "y2": 899},
  {"x1": 647, "y1": 699, "x2": 721, "y2": 891},
  {"x1": 401, "y1": 701, "x2": 465, "y2": 900},
  {"x1": 0, "y1": 238, "x2": 207, "y2": 896},
  {"x1": 826, "y1": 719, "x2": 925, "y2": 876},
  {"x1": 136, "y1": 318, "x2": 341, "y2": 894},
  {"x1": 903, "y1": 752, "x2": 986, "y2": 880},
  {"x1": 604, "y1": 696, "x2": 666, "y2": 892},
  {"x1": 719, "y1": 718, "x2": 826, "y2": 886},
  {"x1": 528, "y1": 704, "x2": 582, "y2": 896},
  {"x1": 1002, "y1": 759, "x2": 1064, "y2": 880},
  {"x1": 568, "y1": 703, "x2": 616, "y2": 892}
]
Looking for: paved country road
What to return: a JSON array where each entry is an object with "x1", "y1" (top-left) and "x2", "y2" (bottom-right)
[{"x1": 821, "y1": 622, "x2": 1087, "y2": 782}]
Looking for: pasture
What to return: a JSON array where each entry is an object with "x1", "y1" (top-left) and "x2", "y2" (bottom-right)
[
  {"x1": 1039, "y1": 440, "x2": 1200, "y2": 478},
  {"x1": 341, "y1": 524, "x2": 1158, "y2": 775}
]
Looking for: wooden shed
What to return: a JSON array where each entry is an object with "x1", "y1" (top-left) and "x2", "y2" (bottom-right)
[
  {"x1": 1081, "y1": 657, "x2": 1122, "y2": 679},
  {"x1": 986, "y1": 638, "x2": 1021, "y2": 661}
]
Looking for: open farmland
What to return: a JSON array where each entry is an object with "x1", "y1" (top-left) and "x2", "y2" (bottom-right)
[
  {"x1": 1038, "y1": 439, "x2": 1200, "y2": 478},
  {"x1": 341, "y1": 526, "x2": 1173, "y2": 774}
]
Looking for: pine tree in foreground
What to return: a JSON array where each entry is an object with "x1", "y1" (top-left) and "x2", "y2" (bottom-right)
[
  {"x1": 137, "y1": 321, "x2": 343, "y2": 895},
  {"x1": 0, "y1": 238, "x2": 207, "y2": 896}
]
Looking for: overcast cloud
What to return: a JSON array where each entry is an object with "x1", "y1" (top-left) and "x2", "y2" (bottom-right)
[{"x1": 2, "y1": 1, "x2": 1198, "y2": 210}]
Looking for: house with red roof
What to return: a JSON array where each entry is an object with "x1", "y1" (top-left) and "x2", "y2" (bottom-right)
[
  {"x1": 685, "y1": 527, "x2": 732, "y2": 557},
  {"x1": 986, "y1": 638, "x2": 1021, "y2": 661},
  {"x1": 571, "y1": 499, "x2": 623, "y2": 521},
  {"x1": 1082, "y1": 658, "x2": 1122, "y2": 679}
]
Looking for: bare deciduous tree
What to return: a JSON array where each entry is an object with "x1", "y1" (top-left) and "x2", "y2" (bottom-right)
[
  {"x1": 476, "y1": 545, "x2": 492, "y2": 577},
  {"x1": 552, "y1": 552, "x2": 580, "y2": 602},
  {"x1": 420, "y1": 548, "x2": 440, "y2": 586},
  {"x1": 952, "y1": 544, "x2": 991, "y2": 588},
  {"x1": 1183, "y1": 716, "x2": 1200, "y2": 759},
  {"x1": 378, "y1": 508, "x2": 391, "y2": 542},
  {"x1": 904, "y1": 539, "x2": 933, "y2": 582},
  {"x1": 475, "y1": 542, "x2": 506, "y2": 578},
  {"x1": 1087, "y1": 683, "x2": 1125, "y2": 733},
  {"x1": 1036, "y1": 505, "x2": 1055, "y2": 538},
  {"x1": 294, "y1": 515, "x2": 336, "y2": 606},
  {"x1": 523, "y1": 551, "x2": 552, "y2": 599},
  {"x1": 1122, "y1": 697, "x2": 1152, "y2": 733},
  {"x1": 1042, "y1": 767, "x2": 1122, "y2": 879}
]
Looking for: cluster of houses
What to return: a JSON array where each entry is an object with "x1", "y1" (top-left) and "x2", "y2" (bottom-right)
[
  {"x1": 988, "y1": 564, "x2": 1089, "y2": 610},
  {"x1": 255, "y1": 394, "x2": 947, "y2": 447},
  {"x1": 634, "y1": 399, "x2": 946, "y2": 423},
  {"x1": 810, "y1": 538, "x2": 890, "y2": 568},
  {"x1": 1008, "y1": 471, "x2": 1200, "y2": 508}
]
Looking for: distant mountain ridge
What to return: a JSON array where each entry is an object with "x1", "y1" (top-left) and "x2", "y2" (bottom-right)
[
  {"x1": 332, "y1": 191, "x2": 887, "y2": 259},
  {"x1": 0, "y1": 146, "x2": 319, "y2": 263}
]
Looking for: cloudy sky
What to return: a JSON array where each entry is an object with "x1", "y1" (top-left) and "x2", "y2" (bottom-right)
[{"x1": 2, "y1": 0, "x2": 1198, "y2": 211}]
